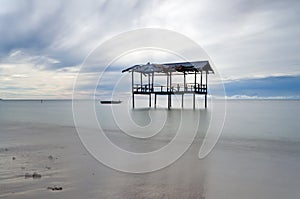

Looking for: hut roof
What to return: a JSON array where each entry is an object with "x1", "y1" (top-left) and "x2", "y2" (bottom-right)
[{"x1": 122, "y1": 61, "x2": 214, "y2": 74}]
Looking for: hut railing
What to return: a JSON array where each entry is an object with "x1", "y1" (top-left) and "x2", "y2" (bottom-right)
[{"x1": 133, "y1": 83, "x2": 207, "y2": 93}]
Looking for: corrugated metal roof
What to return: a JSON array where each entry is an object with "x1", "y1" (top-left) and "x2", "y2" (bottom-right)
[{"x1": 122, "y1": 61, "x2": 214, "y2": 74}]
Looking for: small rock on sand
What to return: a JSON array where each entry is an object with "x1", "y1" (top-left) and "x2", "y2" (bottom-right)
[
  {"x1": 48, "y1": 155, "x2": 54, "y2": 160},
  {"x1": 47, "y1": 186, "x2": 63, "y2": 191},
  {"x1": 12, "y1": 157, "x2": 16, "y2": 160},
  {"x1": 25, "y1": 172, "x2": 42, "y2": 179}
]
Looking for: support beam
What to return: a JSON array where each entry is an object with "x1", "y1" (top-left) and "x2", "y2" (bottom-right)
[
  {"x1": 194, "y1": 71, "x2": 197, "y2": 92},
  {"x1": 193, "y1": 93, "x2": 195, "y2": 109},
  {"x1": 183, "y1": 72, "x2": 186, "y2": 91},
  {"x1": 168, "y1": 94, "x2": 171, "y2": 110},
  {"x1": 170, "y1": 72, "x2": 172, "y2": 107},
  {"x1": 140, "y1": 73, "x2": 143, "y2": 91},
  {"x1": 200, "y1": 71, "x2": 203, "y2": 91},
  {"x1": 152, "y1": 72, "x2": 154, "y2": 91},
  {"x1": 206, "y1": 71, "x2": 208, "y2": 89},
  {"x1": 133, "y1": 93, "x2": 135, "y2": 109},
  {"x1": 167, "y1": 72, "x2": 169, "y2": 92},
  {"x1": 132, "y1": 71, "x2": 135, "y2": 109},
  {"x1": 154, "y1": 94, "x2": 157, "y2": 108},
  {"x1": 205, "y1": 71, "x2": 208, "y2": 108},
  {"x1": 149, "y1": 94, "x2": 151, "y2": 107},
  {"x1": 148, "y1": 73, "x2": 150, "y2": 92}
]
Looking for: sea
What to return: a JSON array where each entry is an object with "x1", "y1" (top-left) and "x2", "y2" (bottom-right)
[{"x1": 0, "y1": 99, "x2": 300, "y2": 198}]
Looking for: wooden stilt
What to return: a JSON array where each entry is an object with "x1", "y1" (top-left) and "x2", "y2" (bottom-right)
[
  {"x1": 193, "y1": 93, "x2": 195, "y2": 109},
  {"x1": 168, "y1": 94, "x2": 171, "y2": 110},
  {"x1": 152, "y1": 72, "x2": 154, "y2": 92},
  {"x1": 132, "y1": 93, "x2": 135, "y2": 108},
  {"x1": 149, "y1": 94, "x2": 151, "y2": 107},
  {"x1": 183, "y1": 72, "x2": 186, "y2": 91},
  {"x1": 205, "y1": 71, "x2": 208, "y2": 108},
  {"x1": 132, "y1": 71, "x2": 135, "y2": 109},
  {"x1": 154, "y1": 94, "x2": 157, "y2": 108},
  {"x1": 194, "y1": 71, "x2": 197, "y2": 92},
  {"x1": 140, "y1": 73, "x2": 142, "y2": 91}
]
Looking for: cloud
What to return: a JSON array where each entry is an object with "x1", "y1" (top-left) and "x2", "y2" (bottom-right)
[{"x1": 0, "y1": 0, "x2": 299, "y2": 98}]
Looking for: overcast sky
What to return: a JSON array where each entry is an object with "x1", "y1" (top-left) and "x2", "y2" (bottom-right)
[{"x1": 0, "y1": 0, "x2": 299, "y2": 99}]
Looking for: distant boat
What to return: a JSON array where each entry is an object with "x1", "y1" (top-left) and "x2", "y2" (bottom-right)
[{"x1": 100, "y1": 100, "x2": 122, "y2": 104}]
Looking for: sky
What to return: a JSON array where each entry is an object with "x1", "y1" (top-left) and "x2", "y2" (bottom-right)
[{"x1": 0, "y1": 0, "x2": 300, "y2": 99}]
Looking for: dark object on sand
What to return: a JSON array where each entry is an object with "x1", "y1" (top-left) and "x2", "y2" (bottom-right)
[
  {"x1": 25, "y1": 172, "x2": 42, "y2": 179},
  {"x1": 48, "y1": 155, "x2": 54, "y2": 160},
  {"x1": 100, "y1": 100, "x2": 122, "y2": 104},
  {"x1": 12, "y1": 156, "x2": 16, "y2": 160},
  {"x1": 47, "y1": 186, "x2": 63, "y2": 191}
]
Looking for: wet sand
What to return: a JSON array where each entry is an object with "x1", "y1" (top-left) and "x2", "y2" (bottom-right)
[{"x1": 1, "y1": 121, "x2": 300, "y2": 199}]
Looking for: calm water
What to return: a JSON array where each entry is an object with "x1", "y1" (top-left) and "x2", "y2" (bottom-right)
[
  {"x1": 1, "y1": 99, "x2": 299, "y2": 142},
  {"x1": 1, "y1": 100, "x2": 300, "y2": 199}
]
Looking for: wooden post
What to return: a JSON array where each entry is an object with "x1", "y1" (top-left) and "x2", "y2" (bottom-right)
[
  {"x1": 194, "y1": 71, "x2": 197, "y2": 92},
  {"x1": 193, "y1": 93, "x2": 195, "y2": 109},
  {"x1": 132, "y1": 71, "x2": 135, "y2": 108},
  {"x1": 167, "y1": 72, "x2": 169, "y2": 92},
  {"x1": 168, "y1": 94, "x2": 171, "y2": 110},
  {"x1": 149, "y1": 94, "x2": 151, "y2": 107},
  {"x1": 170, "y1": 72, "x2": 172, "y2": 107},
  {"x1": 154, "y1": 94, "x2": 157, "y2": 108},
  {"x1": 182, "y1": 94, "x2": 184, "y2": 108},
  {"x1": 140, "y1": 73, "x2": 143, "y2": 91},
  {"x1": 200, "y1": 71, "x2": 203, "y2": 92},
  {"x1": 183, "y1": 72, "x2": 186, "y2": 91},
  {"x1": 152, "y1": 72, "x2": 154, "y2": 92},
  {"x1": 148, "y1": 73, "x2": 150, "y2": 92},
  {"x1": 205, "y1": 70, "x2": 208, "y2": 108},
  {"x1": 206, "y1": 70, "x2": 208, "y2": 88}
]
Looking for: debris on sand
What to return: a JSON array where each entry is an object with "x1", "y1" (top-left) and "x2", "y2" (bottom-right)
[
  {"x1": 47, "y1": 186, "x2": 63, "y2": 191},
  {"x1": 25, "y1": 172, "x2": 42, "y2": 179},
  {"x1": 0, "y1": 148, "x2": 9, "y2": 152},
  {"x1": 12, "y1": 156, "x2": 16, "y2": 160},
  {"x1": 33, "y1": 172, "x2": 42, "y2": 178},
  {"x1": 48, "y1": 155, "x2": 54, "y2": 160},
  {"x1": 45, "y1": 166, "x2": 51, "y2": 170}
]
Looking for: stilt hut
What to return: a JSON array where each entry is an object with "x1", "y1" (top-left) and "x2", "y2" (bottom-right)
[{"x1": 122, "y1": 61, "x2": 214, "y2": 109}]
